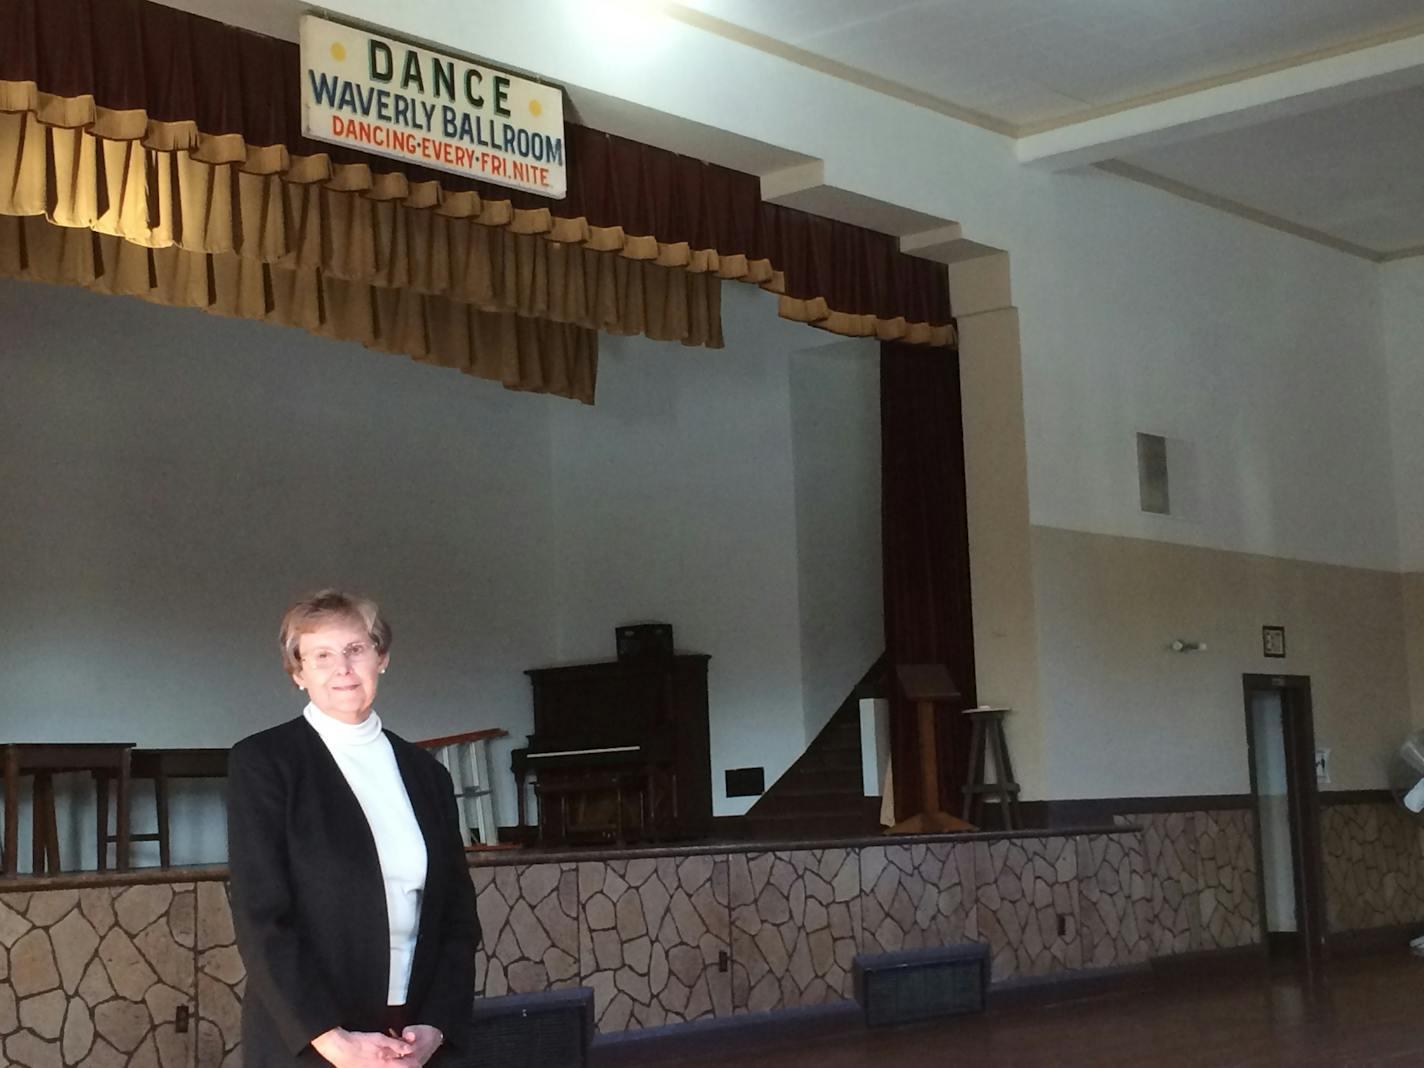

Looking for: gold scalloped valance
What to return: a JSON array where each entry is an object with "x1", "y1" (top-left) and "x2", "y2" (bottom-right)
[{"x1": 0, "y1": 0, "x2": 954, "y2": 405}]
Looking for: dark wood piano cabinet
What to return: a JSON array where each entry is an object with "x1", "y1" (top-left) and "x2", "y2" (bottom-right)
[{"x1": 513, "y1": 655, "x2": 711, "y2": 845}]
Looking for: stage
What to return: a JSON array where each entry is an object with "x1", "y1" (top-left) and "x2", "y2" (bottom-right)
[{"x1": 1, "y1": 796, "x2": 1417, "y2": 1065}]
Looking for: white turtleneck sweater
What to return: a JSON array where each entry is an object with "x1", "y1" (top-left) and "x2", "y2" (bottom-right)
[{"x1": 303, "y1": 703, "x2": 428, "y2": 1005}]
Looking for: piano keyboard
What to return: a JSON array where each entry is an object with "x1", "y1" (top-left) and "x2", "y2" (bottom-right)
[{"x1": 526, "y1": 745, "x2": 641, "y2": 759}]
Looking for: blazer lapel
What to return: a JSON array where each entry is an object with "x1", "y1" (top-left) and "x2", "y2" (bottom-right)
[
  {"x1": 388, "y1": 734, "x2": 447, "y2": 980},
  {"x1": 297, "y1": 718, "x2": 391, "y2": 1001}
]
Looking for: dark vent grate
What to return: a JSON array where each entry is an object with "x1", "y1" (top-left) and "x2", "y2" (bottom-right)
[
  {"x1": 853, "y1": 944, "x2": 989, "y2": 1028},
  {"x1": 464, "y1": 987, "x2": 594, "y2": 1068}
]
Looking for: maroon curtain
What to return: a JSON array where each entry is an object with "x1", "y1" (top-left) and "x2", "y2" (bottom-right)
[
  {"x1": 1, "y1": 0, "x2": 953, "y2": 345},
  {"x1": 881, "y1": 341, "x2": 977, "y2": 820}
]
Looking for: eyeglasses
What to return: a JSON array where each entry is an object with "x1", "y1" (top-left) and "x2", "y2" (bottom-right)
[{"x1": 301, "y1": 641, "x2": 378, "y2": 671}]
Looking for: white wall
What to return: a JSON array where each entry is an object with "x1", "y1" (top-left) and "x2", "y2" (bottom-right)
[
  {"x1": 0, "y1": 276, "x2": 886, "y2": 864},
  {"x1": 788, "y1": 340, "x2": 883, "y2": 741},
  {"x1": 0, "y1": 277, "x2": 560, "y2": 866},
  {"x1": 1382, "y1": 258, "x2": 1424, "y2": 575},
  {"x1": 547, "y1": 283, "x2": 822, "y2": 816},
  {"x1": 1381, "y1": 259, "x2": 1424, "y2": 732},
  {"x1": 1017, "y1": 170, "x2": 1398, "y2": 572}
]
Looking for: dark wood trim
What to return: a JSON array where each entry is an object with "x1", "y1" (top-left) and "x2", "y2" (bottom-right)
[
  {"x1": 1242, "y1": 672, "x2": 1328, "y2": 968},
  {"x1": 469, "y1": 824, "x2": 1134, "y2": 868},
  {"x1": 987, "y1": 962, "x2": 1150, "y2": 1006},
  {"x1": 592, "y1": 1000, "x2": 863, "y2": 1064},
  {"x1": 0, "y1": 863, "x2": 230, "y2": 892},
  {"x1": 1319, "y1": 789, "x2": 1393, "y2": 807},
  {"x1": 1019, "y1": 794, "x2": 1252, "y2": 829},
  {"x1": 1327, "y1": 922, "x2": 1424, "y2": 955}
]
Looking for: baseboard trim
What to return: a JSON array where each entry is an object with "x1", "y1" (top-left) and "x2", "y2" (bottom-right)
[
  {"x1": 988, "y1": 962, "x2": 1151, "y2": 1007},
  {"x1": 1318, "y1": 789, "x2": 1393, "y2": 807},
  {"x1": 1020, "y1": 795, "x2": 1253, "y2": 828},
  {"x1": 590, "y1": 1000, "x2": 862, "y2": 1066},
  {"x1": 590, "y1": 961, "x2": 1153, "y2": 1065},
  {"x1": 1329, "y1": 922, "x2": 1424, "y2": 954}
]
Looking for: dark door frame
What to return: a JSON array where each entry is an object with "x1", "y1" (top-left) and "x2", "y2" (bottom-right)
[{"x1": 1242, "y1": 673, "x2": 1328, "y2": 966}]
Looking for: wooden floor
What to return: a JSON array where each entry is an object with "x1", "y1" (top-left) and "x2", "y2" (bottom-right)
[{"x1": 598, "y1": 950, "x2": 1424, "y2": 1068}]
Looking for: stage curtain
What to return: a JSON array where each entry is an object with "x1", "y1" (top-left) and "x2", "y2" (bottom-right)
[
  {"x1": 0, "y1": 211, "x2": 598, "y2": 398},
  {"x1": 881, "y1": 340, "x2": 978, "y2": 822},
  {"x1": 0, "y1": 0, "x2": 955, "y2": 356}
]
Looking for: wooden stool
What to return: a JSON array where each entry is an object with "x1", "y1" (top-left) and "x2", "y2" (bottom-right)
[
  {"x1": 962, "y1": 708, "x2": 1020, "y2": 830},
  {"x1": 1, "y1": 743, "x2": 134, "y2": 875},
  {"x1": 96, "y1": 748, "x2": 229, "y2": 869},
  {"x1": 415, "y1": 728, "x2": 507, "y2": 847}
]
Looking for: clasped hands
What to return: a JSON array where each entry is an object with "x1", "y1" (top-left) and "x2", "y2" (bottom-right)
[{"x1": 312, "y1": 1024, "x2": 443, "y2": 1067}]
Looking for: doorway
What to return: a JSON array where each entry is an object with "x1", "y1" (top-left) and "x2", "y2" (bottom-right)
[{"x1": 1243, "y1": 674, "x2": 1328, "y2": 965}]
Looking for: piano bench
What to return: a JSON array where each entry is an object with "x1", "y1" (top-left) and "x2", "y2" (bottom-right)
[{"x1": 535, "y1": 771, "x2": 650, "y2": 846}]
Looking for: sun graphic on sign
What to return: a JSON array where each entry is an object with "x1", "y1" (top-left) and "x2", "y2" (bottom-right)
[
  {"x1": 529, "y1": 100, "x2": 542, "y2": 117},
  {"x1": 330, "y1": 42, "x2": 347, "y2": 61}
]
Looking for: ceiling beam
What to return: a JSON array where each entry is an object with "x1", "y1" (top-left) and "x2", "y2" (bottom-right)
[{"x1": 1017, "y1": 32, "x2": 1424, "y2": 170}]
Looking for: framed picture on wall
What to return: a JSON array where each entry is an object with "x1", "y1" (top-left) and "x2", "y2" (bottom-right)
[{"x1": 1262, "y1": 625, "x2": 1286, "y2": 658}]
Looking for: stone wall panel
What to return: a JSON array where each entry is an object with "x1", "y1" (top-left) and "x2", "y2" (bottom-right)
[
  {"x1": 579, "y1": 856, "x2": 730, "y2": 1031},
  {"x1": 731, "y1": 849, "x2": 861, "y2": 1012},
  {"x1": 0, "y1": 885, "x2": 199, "y2": 1066},
  {"x1": 1075, "y1": 834, "x2": 1152, "y2": 968},
  {"x1": 974, "y1": 837, "x2": 1081, "y2": 980}
]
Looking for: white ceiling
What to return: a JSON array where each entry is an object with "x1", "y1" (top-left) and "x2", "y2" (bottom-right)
[
  {"x1": 674, "y1": 0, "x2": 1424, "y2": 258},
  {"x1": 674, "y1": 0, "x2": 1424, "y2": 129},
  {"x1": 1120, "y1": 83, "x2": 1424, "y2": 254}
]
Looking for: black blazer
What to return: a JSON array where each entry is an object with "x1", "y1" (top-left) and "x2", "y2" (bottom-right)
[{"x1": 227, "y1": 716, "x2": 480, "y2": 1067}]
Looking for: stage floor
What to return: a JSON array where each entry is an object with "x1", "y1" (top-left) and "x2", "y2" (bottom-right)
[{"x1": 597, "y1": 949, "x2": 1424, "y2": 1068}]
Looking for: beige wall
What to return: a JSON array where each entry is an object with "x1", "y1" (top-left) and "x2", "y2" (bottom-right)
[
  {"x1": 1033, "y1": 525, "x2": 1412, "y2": 799},
  {"x1": 1405, "y1": 573, "x2": 1424, "y2": 731},
  {"x1": 953, "y1": 254, "x2": 1046, "y2": 801}
]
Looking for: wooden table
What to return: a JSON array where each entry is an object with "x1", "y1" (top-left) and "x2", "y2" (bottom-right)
[
  {"x1": 96, "y1": 747, "x2": 229, "y2": 869},
  {"x1": 1, "y1": 742, "x2": 135, "y2": 876}
]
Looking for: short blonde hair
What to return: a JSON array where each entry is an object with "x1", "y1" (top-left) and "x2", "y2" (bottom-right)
[{"x1": 278, "y1": 589, "x2": 392, "y2": 676}]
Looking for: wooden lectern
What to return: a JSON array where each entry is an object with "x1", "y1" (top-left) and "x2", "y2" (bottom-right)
[{"x1": 888, "y1": 663, "x2": 975, "y2": 835}]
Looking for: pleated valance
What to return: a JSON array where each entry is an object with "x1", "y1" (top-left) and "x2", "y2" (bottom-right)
[{"x1": 0, "y1": 0, "x2": 954, "y2": 403}]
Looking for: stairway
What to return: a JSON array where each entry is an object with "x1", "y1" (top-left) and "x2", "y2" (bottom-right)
[{"x1": 741, "y1": 668, "x2": 885, "y2": 840}]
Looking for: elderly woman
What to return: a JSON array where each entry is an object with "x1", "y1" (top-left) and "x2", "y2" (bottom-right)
[{"x1": 228, "y1": 590, "x2": 479, "y2": 1067}]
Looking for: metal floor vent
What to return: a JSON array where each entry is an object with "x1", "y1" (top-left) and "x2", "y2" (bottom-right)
[
  {"x1": 852, "y1": 944, "x2": 990, "y2": 1028},
  {"x1": 463, "y1": 987, "x2": 595, "y2": 1068}
]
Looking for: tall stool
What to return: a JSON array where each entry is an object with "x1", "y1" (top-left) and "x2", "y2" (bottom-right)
[
  {"x1": 97, "y1": 748, "x2": 229, "y2": 869},
  {"x1": 1, "y1": 743, "x2": 134, "y2": 875},
  {"x1": 415, "y1": 727, "x2": 507, "y2": 847},
  {"x1": 961, "y1": 708, "x2": 1020, "y2": 830}
]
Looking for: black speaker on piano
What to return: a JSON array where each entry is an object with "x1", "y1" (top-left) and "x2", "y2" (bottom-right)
[
  {"x1": 463, "y1": 987, "x2": 595, "y2": 1068},
  {"x1": 615, "y1": 622, "x2": 674, "y2": 661}
]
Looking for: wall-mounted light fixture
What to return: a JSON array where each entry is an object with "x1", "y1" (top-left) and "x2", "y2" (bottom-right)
[{"x1": 1168, "y1": 639, "x2": 1207, "y2": 653}]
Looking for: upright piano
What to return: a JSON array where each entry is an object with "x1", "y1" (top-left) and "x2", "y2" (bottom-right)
[{"x1": 511, "y1": 654, "x2": 711, "y2": 845}]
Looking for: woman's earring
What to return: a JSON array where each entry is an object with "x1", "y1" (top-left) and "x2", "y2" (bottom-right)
[{"x1": 379, "y1": 668, "x2": 386, "y2": 675}]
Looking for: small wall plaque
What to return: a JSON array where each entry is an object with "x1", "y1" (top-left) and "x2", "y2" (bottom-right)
[{"x1": 1262, "y1": 625, "x2": 1286, "y2": 658}]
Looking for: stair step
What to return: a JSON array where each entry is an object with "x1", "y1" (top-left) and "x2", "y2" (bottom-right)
[
  {"x1": 753, "y1": 792, "x2": 879, "y2": 817},
  {"x1": 769, "y1": 784, "x2": 866, "y2": 800},
  {"x1": 742, "y1": 811, "x2": 882, "y2": 840},
  {"x1": 782, "y1": 746, "x2": 860, "y2": 772}
]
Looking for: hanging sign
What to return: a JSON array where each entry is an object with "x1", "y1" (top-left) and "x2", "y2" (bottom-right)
[{"x1": 299, "y1": 15, "x2": 567, "y2": 198}]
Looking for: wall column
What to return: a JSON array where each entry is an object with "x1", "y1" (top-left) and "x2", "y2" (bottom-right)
[{"x1": 948, "y1": 252, "x2": 1046, "y2": 801}]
